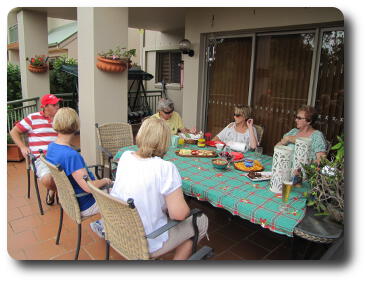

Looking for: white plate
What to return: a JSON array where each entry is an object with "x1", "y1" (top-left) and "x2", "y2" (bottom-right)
[{"x1": 245, "y1": 171, "x2": 272, "y2": 182}]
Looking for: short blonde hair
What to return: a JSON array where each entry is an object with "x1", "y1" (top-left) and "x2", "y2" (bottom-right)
[
  {"x1": 136, "y1": 117, "x2": 171, "y2": 158},
  {"x1": 234, "y1": 105, "x2": 252, "y2": 120},
  {"x1": 53, "y1": 107, "x2": 80, "y2": 134}
]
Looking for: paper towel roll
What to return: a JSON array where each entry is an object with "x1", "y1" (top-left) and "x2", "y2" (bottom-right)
[
  {"x1": 227, "y1": 141, "x2": 248, "y2": 152},
  {"x1": 270, "y1": 145, "x2": 294, "y2": 194},
  {"x1": 292, "y1": 137, "x2": 312, "y2": 176}
]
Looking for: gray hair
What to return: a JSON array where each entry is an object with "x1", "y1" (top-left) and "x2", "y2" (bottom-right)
[{"x1": 157, "y1": 98, "x2": 174, "y2": 112}]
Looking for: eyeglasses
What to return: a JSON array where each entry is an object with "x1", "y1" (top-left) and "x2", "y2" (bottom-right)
[
  {"x1": 295, "y1": 116, "x2": 307, "y2": 120},
  {"x1": 163, "y1": 109, "x2": 174, "y2": 115},
  {"x1": 233, "y1": 113, "x2": 242, "y2": 117}
]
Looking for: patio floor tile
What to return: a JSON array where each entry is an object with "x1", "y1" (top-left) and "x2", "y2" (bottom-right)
[{"x1": 7, "y1": 160, "x2": 329, "y2": 260}]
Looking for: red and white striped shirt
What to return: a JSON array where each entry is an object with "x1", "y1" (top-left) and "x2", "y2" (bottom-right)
[{"x1": 16, "y1": 111, "x2": 58, "y2": 158}]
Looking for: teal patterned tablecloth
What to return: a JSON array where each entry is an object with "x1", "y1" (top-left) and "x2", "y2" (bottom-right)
[{"x1": 113, "y1": 144, "x2": 308, "y2": 237}]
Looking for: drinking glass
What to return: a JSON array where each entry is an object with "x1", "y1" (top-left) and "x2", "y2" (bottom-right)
[
  {"x1": 178, "y1": 137, "x2": 185, "y2": 147},
  {"x1": 279, "y1": 180, "x2": 293, "y2": 212},
  {"x1": 255, "y1": 146, "x2": 263, "y2": 159}
]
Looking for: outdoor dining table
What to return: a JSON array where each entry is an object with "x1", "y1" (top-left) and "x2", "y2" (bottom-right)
[{"x1": 112, "y1": 144, "x2": 309, "y2": 237}]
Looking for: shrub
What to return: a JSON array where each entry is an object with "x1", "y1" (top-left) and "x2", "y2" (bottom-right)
[
  {"x1": 7, "y1": 63, "x2": 22, "y2": 102},
  {"x1": 49, "y1": 55, "x2": 78, "y2": 94}
]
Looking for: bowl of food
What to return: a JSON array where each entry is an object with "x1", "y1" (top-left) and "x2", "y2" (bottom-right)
[
  {"x1": 212, "y1": 158, "x2": 229, "y2": 169},
  {"x1": 244, "y1": 159, "x2": 254, "y2": 167}
]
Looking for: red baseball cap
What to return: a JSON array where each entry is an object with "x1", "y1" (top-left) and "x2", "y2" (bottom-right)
[{"x1": 40, "y1": 94, "x2": 62, "y2": 108}]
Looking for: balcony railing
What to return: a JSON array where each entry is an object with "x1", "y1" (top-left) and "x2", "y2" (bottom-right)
[{"x1": 7, "y1": 94, "x2": 76, "y2": 132}]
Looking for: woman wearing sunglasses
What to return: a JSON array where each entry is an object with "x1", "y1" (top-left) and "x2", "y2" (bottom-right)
[
  {"x1": 152, "y1": 98, "x2": 196, "y2": 135},
  {"x1": 212, "y1": 105, "x2": 258, "y2": 152},
  {"x1": 276, "y1": 105, "x2": 327, "y2": 163}
]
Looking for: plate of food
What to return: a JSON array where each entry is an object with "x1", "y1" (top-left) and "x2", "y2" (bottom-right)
[
  {"x1": 233, "y1": 160, "x2": 264, "y2": 172},
  {"x1": 245, "y1": 171, "x2": 272, "y2": 182},
  {"x1": 176, "y1": 149, "x2": 217, "y2": 158}
]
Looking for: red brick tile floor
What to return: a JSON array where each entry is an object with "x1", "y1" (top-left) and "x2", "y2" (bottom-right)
[{"x1": 7, "y1": 160, "x2": 327, "y2": 260}]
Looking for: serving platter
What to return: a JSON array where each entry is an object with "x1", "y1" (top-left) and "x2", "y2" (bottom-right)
[
  {"x1": 175, "y1": 149, "x2": 217, "y2": 158},
  {"x1": 245, "y1": 171, "x2": 272, "y2": 182},
  {"x1": 233, "y1": 160, "x2": 264, "y2": 172}
]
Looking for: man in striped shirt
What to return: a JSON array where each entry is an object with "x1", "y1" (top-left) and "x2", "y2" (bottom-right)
[{"x1": 10, "y1": 94, "x2": 61, "y2": 205}]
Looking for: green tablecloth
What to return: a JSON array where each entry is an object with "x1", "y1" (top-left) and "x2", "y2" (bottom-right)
[{"x1": 113, "y1": 145, "x2": 308, "y2": 237}]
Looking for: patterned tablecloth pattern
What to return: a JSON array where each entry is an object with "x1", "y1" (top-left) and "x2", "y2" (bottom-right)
[{"x1": 113, "y1": 145, "x2": 308, "y2": 237}]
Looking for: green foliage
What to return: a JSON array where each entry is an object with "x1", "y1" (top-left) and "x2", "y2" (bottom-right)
[
  {"x1": 98, "y1": 46, "x2": 136, "y2": 60},
  {"x1": 7, "y1": 133, "x2": 14, "y2": 144},
  {"x1": 302, "y1": 135, "x2": 344, "y2": 223},
  {"x1": 49, "y1": 55, "x2": 78, "y2": 94},
  {"x1": 7, "y1": 63, "x2": 22, "y2": 102}
]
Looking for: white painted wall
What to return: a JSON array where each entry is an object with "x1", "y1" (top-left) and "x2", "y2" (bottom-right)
[{"x1": 182, "y1": 7, "x2": 344, "y2": 130}]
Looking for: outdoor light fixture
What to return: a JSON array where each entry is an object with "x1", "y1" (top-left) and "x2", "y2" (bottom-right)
[{"x1": 179, "y1": 39, "x2": 194, "y2": 57}]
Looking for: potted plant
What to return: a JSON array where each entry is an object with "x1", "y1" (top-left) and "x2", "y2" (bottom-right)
[
  {"x1": 7, "y1": 133, "x2": 24, "y2": 162},
  {"x1": 302, "y1": 135, "x2": 344, "y2": 223},
  {"x1": 26, "y1": 55, "x2": 49, "y2": 73},
  {"x1": 96, "y1": 46, "x2": 136, "y2": 72}
]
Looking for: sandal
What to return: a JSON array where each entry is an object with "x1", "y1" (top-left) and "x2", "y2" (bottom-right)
[{"x1": 46, "y1": 190, "x2": 55, "y2": 205}]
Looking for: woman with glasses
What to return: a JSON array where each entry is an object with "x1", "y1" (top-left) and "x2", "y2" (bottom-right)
[
  {"x1": 276, "y1": 105, "x2": 327, "y2": 163},
  {"x1": 212, "y1": 105, "x2": 258, "y2": 151},
  {"x1": 152, "y1": 98, "x2": 196, "y2": 135}
]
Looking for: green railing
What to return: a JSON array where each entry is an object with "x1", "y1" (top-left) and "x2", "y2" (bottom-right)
[
  {"x1": 128, "y1": 90, "x2": 162, "y2": 115},
  {"x1": 7, "y1": 93, "x2": 77, "y2": 132}
]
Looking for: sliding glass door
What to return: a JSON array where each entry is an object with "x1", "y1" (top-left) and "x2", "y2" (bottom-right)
[{"x1": 203, "y1": 26, "x2": 344, "y2": 155}]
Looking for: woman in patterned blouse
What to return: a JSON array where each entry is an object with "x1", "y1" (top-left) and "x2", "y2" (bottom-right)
[{"x1": 276, "y1": 105, "x2": 327, "y2": 163}]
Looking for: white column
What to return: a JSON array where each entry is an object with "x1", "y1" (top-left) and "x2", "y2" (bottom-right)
[
  {"x1": 17, "y1": 10, "x2": 50, "y2": 99},
  {"x1": 77, "y1": 7, "x2": 128, "y2": 165}
]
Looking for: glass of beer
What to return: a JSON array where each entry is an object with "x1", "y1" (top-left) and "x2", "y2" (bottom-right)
[{"x1": 280, "y1": 180, "x2": 293, "y2": 212}]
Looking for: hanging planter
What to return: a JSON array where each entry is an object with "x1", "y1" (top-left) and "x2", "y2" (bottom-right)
[
  {"x1": 96, "y1": 46, "x2": 136, "y2": 73},
  {"x1": 28, "y1": 64, "x2": 48, "y2": 73},
  {"x1": 26, "y1": 55, "x2": 49, "y2": 73},
  {"x1": 96, "y1": 56, "x2": 128, "y2": 73}
]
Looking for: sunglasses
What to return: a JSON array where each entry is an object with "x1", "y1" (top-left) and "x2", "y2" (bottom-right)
[
  {"x1": 163, "y1": 109, "x2": 174, "y2": 115},
  {"x1": 233, "y1": 113, "x2": 242, "y2": 117},
  {"x1": 295, "y1": 116, "x2": 307, "y2": 120}
]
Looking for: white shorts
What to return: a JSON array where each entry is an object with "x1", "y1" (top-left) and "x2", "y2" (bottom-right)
[
  {"x1": 34, "y1": 158, "x2": 51, "y2": 179},
  {"x1": 150, "y1": 213, "x2": 209, "y2": 258},
  {"x1": 81, "y1": 201, "x2": 100, "y2": 217}
]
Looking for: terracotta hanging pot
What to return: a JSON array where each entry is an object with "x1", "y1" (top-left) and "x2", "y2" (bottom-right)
[
  {"x1": 96, "y1": 56, "x2": 128, "y2": 73},
  {"x1": 28, "y1": 64, "x2": 48, "y2": 73}
]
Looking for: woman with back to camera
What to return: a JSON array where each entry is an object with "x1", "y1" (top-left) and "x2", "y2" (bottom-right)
[
  {"x1": 46, "y1": 107, "x2": 112, "y2": 217},
  {"x1": 110, "y1": 117, "x2": 208, "y2": 260},
  {"x1": 276, "y1": 105, "x2": 327, "y2": 164},
  {"x1": 212, "y1": 105, "x2": 258, "y2": 152}
]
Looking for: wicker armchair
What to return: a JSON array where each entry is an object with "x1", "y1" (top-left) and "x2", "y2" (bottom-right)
[
  {"x1": 95, "y1": 122, "x2": 134, "y2": 179},
  {"x1": 39, "y1": 154, "x2": 96, "y2": 260},
  {"x1": 86, "y1": 178, "x2": 213, "y2": 260},
  {"x1": 253, "y1": 124, "x2": 264, "y2": 145}
]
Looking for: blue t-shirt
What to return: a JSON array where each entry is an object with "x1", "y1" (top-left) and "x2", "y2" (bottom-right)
[{"x1": 46, "y1": 142, "x2": 96, "y2": 211}]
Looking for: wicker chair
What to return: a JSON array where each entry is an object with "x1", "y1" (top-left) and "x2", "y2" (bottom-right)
[
  {"x1": 253, "y1": 124, "x2": 264, "y2": 145},
  {"x1": 39, "y1": 154, "x2": 96, "y2": 260},
  {"x1": 95, "y1": 122, "x2": 134, "y2": 179},
  {"x1": 86, "y1": 178, "x2": 213, "y2": 260}
]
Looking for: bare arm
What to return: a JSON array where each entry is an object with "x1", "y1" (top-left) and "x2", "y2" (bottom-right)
[
  {"x1": 72, "y1": 168, "x2": 112, "y2": 193},
  {"x1": 10, "y1": 126, "x2": 29, "y2": 158},
  {"x1": 165, "y1": 188, "x2": 190, "y2": 221},
  {"x1": 246, "y1": 119, "x2": 258, "y2": 150},
  {"x1": 277, "y1": 135, "x2": 296, "y2": 146}
]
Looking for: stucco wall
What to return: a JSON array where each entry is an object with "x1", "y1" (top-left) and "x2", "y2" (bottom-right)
[{"x1": 182, "y1": 7, "x2": 344, "y2": 129}]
